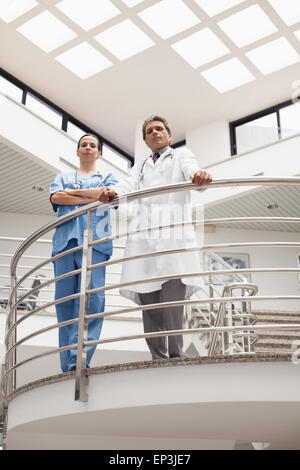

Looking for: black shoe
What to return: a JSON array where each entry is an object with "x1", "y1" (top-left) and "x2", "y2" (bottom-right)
[{"x1": 69, "y1": 366, "x2": 76, "y2": 371}]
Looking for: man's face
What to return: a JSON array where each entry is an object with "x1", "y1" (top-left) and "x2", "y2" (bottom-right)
[{"x1": 144, "y1": 120, "x2": 172, "y2": 152}]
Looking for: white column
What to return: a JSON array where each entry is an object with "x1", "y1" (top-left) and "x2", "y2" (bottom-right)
[{"x1": 186, "y1": 119, "x2": 231, "y2": 168}]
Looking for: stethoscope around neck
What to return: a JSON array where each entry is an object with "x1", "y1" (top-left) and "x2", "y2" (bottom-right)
[
  {"x1": 138, "y1": 150, "x2": 175, "y2": 183},
  {"x1": 73, "y1": 170, "x2": 101, "y2": 189}
]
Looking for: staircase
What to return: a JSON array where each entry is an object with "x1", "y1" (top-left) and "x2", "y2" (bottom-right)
[
  {"x1": 254, "y1": 311, "x2": 300, "y2": 355},
  {"x1": 188, "y1": 308, "x2": 300, "y2": 357}
]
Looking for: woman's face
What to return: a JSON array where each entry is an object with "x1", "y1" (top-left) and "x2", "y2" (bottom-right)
[{"x1": 77, "y1": 136, "x2": 101, "y2": 162}]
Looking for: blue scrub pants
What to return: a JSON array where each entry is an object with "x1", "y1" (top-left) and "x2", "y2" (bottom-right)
[{"x1": 53, "y1": 239, "x2": 109, "y2": 372}]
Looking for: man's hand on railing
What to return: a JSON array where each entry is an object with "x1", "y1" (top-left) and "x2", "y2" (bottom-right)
[
  {"x1": 98, "y1": 187, "x2": 117, "y2": 203},
  {"x1": 191, "y1": 170, "x2": 212, "y2": 186}
]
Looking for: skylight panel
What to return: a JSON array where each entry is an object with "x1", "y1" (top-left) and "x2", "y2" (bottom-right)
[
  {"x1": 171, "y1": 28, "x2": 230, "y2": 68},
  {"x1": 55, "y1": 42, "x2": 113, "y2": 79},
  {"x1": 218, "y1": 5, "x2": 277, "y2": 48},
  {"x1": 267, "y1": 0, "x2": 300, "y2": 26},
  {"x1": 138, "y1": 0, "x2": 200, "y2": 40},
  {"x1": 201, "y1": 58, "x2": 255, "y2": 93},
  {"x1": 94, "y1": 20, "x2": 154, "y2": 61},
  {"x1": 193, "y1": 0, "x2": 246, "y2": 17},
  {"x1": 56, "y1": 0, "x2": 120, "y2": 31},
  {"x1": 246, "y1": 38, "x2": 300, "y2": 75},
  {"x1": 121, "y1": 0, "x2": 145, "y2": 7},
  {"x1": 0, "y1": 0, "x2": 38, "y2": 23},
  {"x1": 17, "y1": 11, "x2": 77, "y2": 53}
]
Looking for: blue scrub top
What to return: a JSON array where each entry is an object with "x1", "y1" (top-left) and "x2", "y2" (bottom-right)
[{"x1": 50, "y1": 171, "x2": 117, "y2": 256}]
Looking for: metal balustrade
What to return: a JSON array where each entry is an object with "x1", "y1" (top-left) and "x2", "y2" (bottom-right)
[{"x1": 1, "y1": 177, "x2": 300, "y2": 449}]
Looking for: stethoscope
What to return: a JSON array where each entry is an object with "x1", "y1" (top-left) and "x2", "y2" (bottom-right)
[
  {"x1": 138, "y1": 149, "x2": 175, "y2": 183},
  {"x1": 73, "y1": 170, "x2": 102, "y2": 189}
]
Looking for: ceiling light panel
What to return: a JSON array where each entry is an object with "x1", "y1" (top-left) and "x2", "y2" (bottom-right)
[
  {"x1": 17, "y1": 11, "x2": 77, "y2": 53},
  {"x1": 218, "y1": 5, "x2": 277, "y2": 48},
  {"x1": 56, "y1": 0, "x2": 120, "y2": 31},
  {"x1": 267, "y1": 0, "x2": 300, "y2": 26},
  {"x1": 94, "y1": 20, "x2": 154, "y2": 61},
  {"x1": 193, "y1": 0, "x2": 246, "y2": 16},
  {"x1": 121, "y1": 0, "x2": 145, "y2": 6},
  {"x1": 171, "y1": 28, "x2": 230, "y2": 68},
  {"x1": 201, "y1": 57, "x2": 255, "y2": 93},
  {"x1": 138, "y1": 0, "x2": 200, "y2": 40},
  {"x1": 246, "y1": 38, "x2": 300, "y2": 75},
  {"x1": 55, "y1": 42, "x2": 113, "y2": 79},
  {"x1": 0, "y1": 0, "x2": 38, "y2": 23},
  {"x1": 295, "y1": 30, "x2": 300, "y2": 41}
]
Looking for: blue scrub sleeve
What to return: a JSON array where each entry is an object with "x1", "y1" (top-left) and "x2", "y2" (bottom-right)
[{"x1": 49, "y1": 174, "x2": 64, "y2": 213}]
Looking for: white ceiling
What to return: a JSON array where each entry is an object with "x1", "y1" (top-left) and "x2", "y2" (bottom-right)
[{"x1": 1, "y1": 0, "x2": 300, "y2": 156}]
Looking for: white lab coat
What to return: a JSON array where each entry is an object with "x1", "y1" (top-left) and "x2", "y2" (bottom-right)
[{"x1": 113, "y1": 146, "x2": 203, "y2": 304}]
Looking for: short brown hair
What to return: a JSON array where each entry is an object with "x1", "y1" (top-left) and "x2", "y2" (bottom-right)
[
  {"x1": 142, "y1": 115, "x2": 171, "y2": 140},
  {"x1": 77, "y1": 133, "x2": 101, "y2": 151}
]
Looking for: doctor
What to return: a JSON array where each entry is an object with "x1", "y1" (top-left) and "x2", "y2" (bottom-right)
[
  {"x1": 99, "y1": 116, "x2": 212, "y2": 360},
  {"x1": 50, "y1": 133, "x2": 117, "y2": 372}
]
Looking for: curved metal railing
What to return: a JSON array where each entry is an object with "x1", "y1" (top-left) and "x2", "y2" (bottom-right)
[{"x1": 1, "y1": 176, "x2": 300, "y2": 409}]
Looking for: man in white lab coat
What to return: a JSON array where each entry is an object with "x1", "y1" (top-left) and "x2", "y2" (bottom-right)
[{"x1": 99, "y1": 116, "x2": 212, "y2": 360}]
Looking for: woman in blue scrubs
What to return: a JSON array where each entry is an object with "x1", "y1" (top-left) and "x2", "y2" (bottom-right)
[{"x1": 50, "y1": 134, "x2": 117, "y2": 372}]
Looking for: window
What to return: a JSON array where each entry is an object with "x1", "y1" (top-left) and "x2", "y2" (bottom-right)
[
  {"x1": 25, "y1": 93, "x2": 63, "y2": 128},
  {"x1": 67, "y1": 121, "x2": 86, "y2": 141},
  {"x1": 235, "y1": 113, "x2": 279, "y2": 154},
  {"x1": 280, "y1": 102, "x2": 300, "y2": 139},
  {"x1": 0, "y1": 69, "x2": 133, "y2": 167},
  {"x1": 0, "y1": 76, "x2": 23, "y2": 102},
  {"x1": 102, "y1": 144, "x2": 129, "y2": 172},
  {"x1": 230, "y1": 98, "x2": 300, "y2": 155}
]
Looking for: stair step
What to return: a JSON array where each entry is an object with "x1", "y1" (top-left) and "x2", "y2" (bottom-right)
[
  {"x1": 256, "y1": 318, "x2": 300, "y2": 324},
  {"x1": 256, "y1": 338, "x2": 298, "y2": 346},
  {"x1": 256, "y1": 316, "x2": 300, "y2": 322},
  {"x1": 255, "y1": 347, "x2": 293, "y2": 354},
  {"x1": 257, "y1": 331, "x2": 300, "y2": 338}
]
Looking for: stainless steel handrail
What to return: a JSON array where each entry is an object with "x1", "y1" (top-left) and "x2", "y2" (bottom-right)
[
  {"x1": 208, "y1": 283, "x2": 258, "y2": 356},
  {"x1": 9, "y1": 177, "x2": 300, "y2": 277},
  {"x1": 1, "y1": 176, "x2": 300, "y2": 406}
]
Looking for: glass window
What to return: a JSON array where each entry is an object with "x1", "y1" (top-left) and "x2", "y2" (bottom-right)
[
  {"x1": 102, "y1": 144, "x2": 129, "y2": 172},
  {"x1": 280, "y1": 103, "x2": 300, "y2": 139},
  {"x1": 25, "y1": 93, "x2": 62, "y2": 128},
  {"x1": 235, "y1": 113, "x2": 279, "y2": 154},
  {"x1": 0, "y1": 76, "x2": 23, "y2": 102},
  {"x1": 67, "y1": 121, "x2": 86, "y2": 141}
]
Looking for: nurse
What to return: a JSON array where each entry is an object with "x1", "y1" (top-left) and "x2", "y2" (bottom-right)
[
  {"x1": 98, "y1": 116, "x2": 212, "y2": 360},
  {"x1": 50, "y1": 133, "x2": 117, "y2": 372}
]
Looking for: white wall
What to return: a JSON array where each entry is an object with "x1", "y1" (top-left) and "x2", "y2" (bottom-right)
[
  {"x1": 186, "y1": 119, "x2": 231, "y2": 168},
  {"x1": 203, "y1": 227, "x2": 300, "y2": 312}
]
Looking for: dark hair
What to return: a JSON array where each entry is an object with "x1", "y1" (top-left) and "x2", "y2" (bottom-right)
[
  {"x1": 77, "y1": 133, "x2": 101, "y2": 151},
  {"x1": 142, "y1": 115, "x2": 171, "y2": 140}
]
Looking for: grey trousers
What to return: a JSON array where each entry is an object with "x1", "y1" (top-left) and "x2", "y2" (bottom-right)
[{"x1": 139, "y1": 279, "x2": 187, "y2": 360}]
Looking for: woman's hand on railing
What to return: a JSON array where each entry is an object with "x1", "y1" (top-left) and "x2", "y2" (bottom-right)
[
  {"x1": 191, "y1": 170, "x2": 212, "y2": 186},
  {"x1": 98, "y1": 187, "x2": 117, "y2": 203}
]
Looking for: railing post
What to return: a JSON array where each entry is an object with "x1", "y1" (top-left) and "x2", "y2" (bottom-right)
[
  {"x1": 74, "y1": 210, "x2": 92, "y2": 402},
  {"x1": 6, "y1": 276, "x2": 18, "y2": 396}
]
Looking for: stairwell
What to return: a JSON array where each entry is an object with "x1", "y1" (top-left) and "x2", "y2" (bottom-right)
[
  {"x1": 254, "y1": 311, "x2": 300, "y2": 355},
  {"x1": 187, "y1": 307, "x2": 300, "y2": 357}
]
